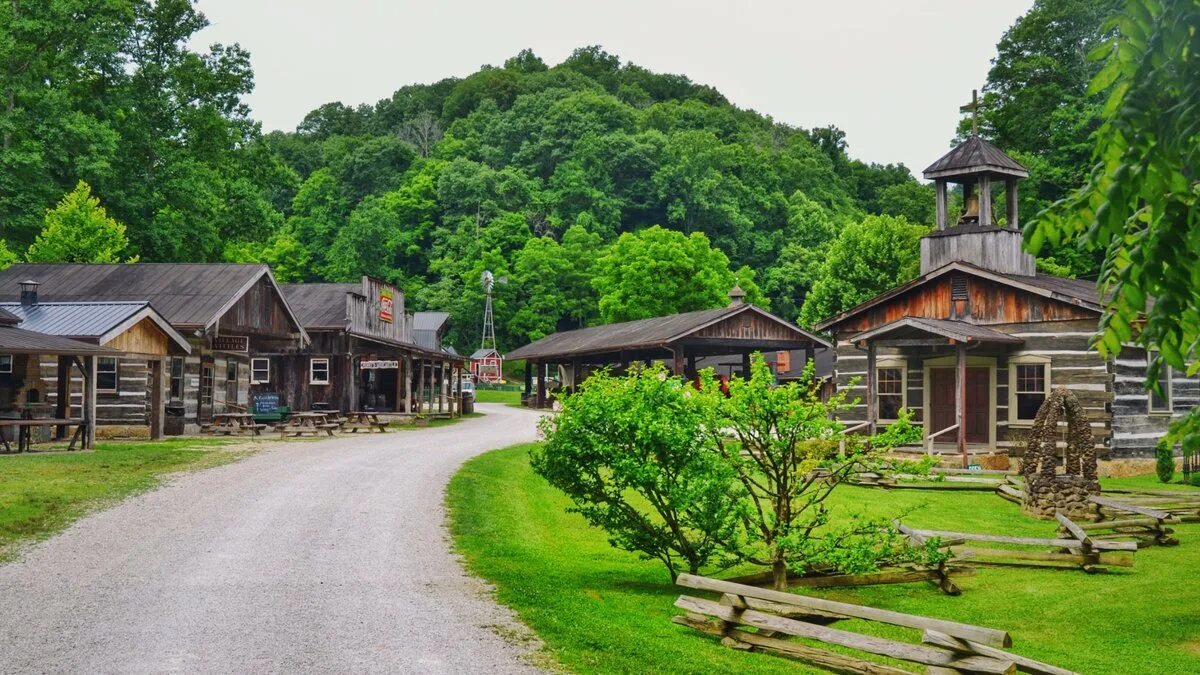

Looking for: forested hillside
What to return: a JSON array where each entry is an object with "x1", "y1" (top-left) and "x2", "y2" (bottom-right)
[{"x1": 0, "y1": 0, "x2": 1106, "y2": 351}]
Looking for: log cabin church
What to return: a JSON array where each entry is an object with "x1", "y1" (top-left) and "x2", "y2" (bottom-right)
[{"x1": 816, "y1": 133, "x2": 1197, "y2": 460}]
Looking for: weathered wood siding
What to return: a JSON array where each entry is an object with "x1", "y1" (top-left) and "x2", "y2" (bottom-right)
[
  {"x1": 920, "y1": 230, "x2": 1036, "y2": 276},
  {"x1": 833, "y1": 275, "x2": 1098, "y2": 333},
  {"x1": 1111, "y1": 346, "x2": 1200, "y2": 458},
  {"x1": 104, "y1": 317, "x2": 171, "y2": 356},
  {"x1": 217, "y1": 276, "x2": 298, "y2": 339},
  {"x1": 39, "y1": 357, "x2": 153, "y2": 426},
  {"x1": 347, "y1": 277, "x2": 413, "y2": 344},
  {"x1": 696, "y1": 311, "x2": 799, "y2": 341}
]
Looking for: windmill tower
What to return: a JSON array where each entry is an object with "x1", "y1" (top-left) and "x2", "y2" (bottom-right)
[{"x1": 473, "y1": 270, "x2": 506, "y2": 383}]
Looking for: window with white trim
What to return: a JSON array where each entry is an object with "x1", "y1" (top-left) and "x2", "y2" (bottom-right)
[
  {"x1": 0, "y1": 354, "x2": 11, "y2": 373},
  {"x1": 251, "y1": 358, "x2": 270, "y2": 384},
  {"x1": 1008, "y1": 355, "x2": 1050, "y2": 424},
  {"x1": 1148, "y1": 351, "x2": 1172, "y2": 414},
  {"x1": 97, "y1": 357, "x2": 119, "y2": 392},
  {"x1": 310, "y1": 358, "x2": 330, "y2": 385},
  {"x1": 875, "y1": 358, "x2": 907, "y2": 421}
]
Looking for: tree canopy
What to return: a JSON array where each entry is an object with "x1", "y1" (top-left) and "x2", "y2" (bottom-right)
[{"x1": 26, "y1": 181, "x2": 135, "y2": 263}]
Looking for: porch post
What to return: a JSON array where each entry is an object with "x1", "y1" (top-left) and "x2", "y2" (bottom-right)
[
  {"x1": 437, "y1": 361, "x2": 445, "y2": 414},
  {"x1": 671, "y1": 347, "x2": 685, "y2": 378},
  {"x1": 403, "y1": 354, "x2": 413, "y2": 413},
  {"x1": 536, "y1": 361, "x2": 546, "y2": 408},
  {"x1": 956, "y1": 341, "x2": 967, "y2": 468},
  {"x1": 83, "y1": 355, "x2": 97, "y2": 450},
  {"x1": 523, "y1": 360, "x2": 532, "y2": 402},
  {"x1": 866, "y1": 341, "x2": 877, "y2": 434},
  {"x1": 55, "y1": 355, "x2": 70, "y2": 440}
]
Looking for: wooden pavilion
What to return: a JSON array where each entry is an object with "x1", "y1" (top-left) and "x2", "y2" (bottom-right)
[
  {"x1": 0, "y1": 306, "x2": 120, "y2": 451},
  {"x1": 505, "y1": 289, "x2": 832, "y2": 408}
]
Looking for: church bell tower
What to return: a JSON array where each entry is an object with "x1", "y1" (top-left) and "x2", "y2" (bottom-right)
[{"x1": 919, "y1": 91, "x2": 1035, "y2": 276}]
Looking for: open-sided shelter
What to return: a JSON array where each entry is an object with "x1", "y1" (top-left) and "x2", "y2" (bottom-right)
[{"x1": 506, "y1": 288, "x2": 832, "y2": 407}]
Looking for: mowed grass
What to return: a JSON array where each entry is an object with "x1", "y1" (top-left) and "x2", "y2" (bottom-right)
[
  {"x1": 475, "y1": 389, "x2": 522, "y2": 405},
  {"x1": 448, "y1": 444, "x2": 1200, "y2": 674},
  {"x1": 0, "y1": 439, "x2": 243, "y2": 561}
]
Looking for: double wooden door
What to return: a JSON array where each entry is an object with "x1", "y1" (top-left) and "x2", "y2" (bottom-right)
[{"x1": 929, "y1": 367, "x2": 989, "y2": 444}]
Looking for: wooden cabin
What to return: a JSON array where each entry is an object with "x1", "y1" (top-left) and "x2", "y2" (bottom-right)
[
  {"x1": 0, "y1": 281, "x2": 192, "y2": 438},
  {"x1": 281, "y1": 278, "x2": 464, "y2": 415},
  {"x1": 506, "y1": 288, "x2": 832, "y2": 408},
  {"x1": 0, "y1": 264, "x2": 309, "y2": 433},
  {"x1": 469, "y1": 348, "x2": 503, "y2": 384},
  {"x1": 815, "y1": 134, "x2": 1197, "y2": 461}
]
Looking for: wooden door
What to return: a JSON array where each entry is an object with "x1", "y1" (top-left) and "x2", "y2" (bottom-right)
[{"x1": 929, "y1": 367, "x2": 990, "y2": 444}]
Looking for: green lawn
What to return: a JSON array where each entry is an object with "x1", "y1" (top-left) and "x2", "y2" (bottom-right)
[
  {"x1": 475, "y1": 389, "x2": 522, "y2": 405},
  {"x1": 448, "y1": 444, "x2": 1200, "y2": 674},
  {"x1": 0, "y1": 439, "x2": 244, "y2": 561}
]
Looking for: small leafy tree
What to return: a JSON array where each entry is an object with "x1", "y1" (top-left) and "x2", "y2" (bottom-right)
[
  {"x1": 708, "y1": 354, "x2": 929, "y2": 589},
  {"x1": 532, "y1": 364, "x2": 742, "y2": 579},
  {"x1": 1156, "y1": 440, "x2": 1175, "y2": 484},
  {"x1": 26, "y1": 181, "x2": 136, "y2": 263}
]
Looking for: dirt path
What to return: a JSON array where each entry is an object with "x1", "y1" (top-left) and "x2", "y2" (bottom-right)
[{"x1": 0, "y1": 404, "x2": 543, "y2": 674}]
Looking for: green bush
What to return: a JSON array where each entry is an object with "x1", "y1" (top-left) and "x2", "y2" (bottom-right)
[
  {"x1": 1157, "y1": 441, "x2": 1176, "y2": 483},
  {"x1": 1190, "y1": 472, "x2": 1200, "y2": 488}
]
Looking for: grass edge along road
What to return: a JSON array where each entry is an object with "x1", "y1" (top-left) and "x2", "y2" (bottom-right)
[
  {"x1": 447, "y1": 443, "x2": 1200, "y2": 675},
  {"x1": 0, "y1": 438, "x2": 245, "y2": 563}
]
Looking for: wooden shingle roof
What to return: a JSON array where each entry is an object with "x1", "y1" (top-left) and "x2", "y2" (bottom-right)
[
  {"x1": 923, "y1": 135, "x2": 1029, "y2": 180},
  {"x1": 281, "y1": 283, "x2": 359, "y2": 330}
]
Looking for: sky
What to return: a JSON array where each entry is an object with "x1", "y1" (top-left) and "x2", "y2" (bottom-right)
[{"x1": 193, "y1": 0, "x2": 1034, "y2": 175}]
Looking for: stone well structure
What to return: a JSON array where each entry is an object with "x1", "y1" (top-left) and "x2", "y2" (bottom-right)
[{"x1": 1020, "y1": 387, "x2": 1100, "y2": 520}]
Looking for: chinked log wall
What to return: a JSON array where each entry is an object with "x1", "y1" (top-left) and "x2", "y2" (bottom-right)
[
  {"x1": 835, "y1": 319, "x2": 1114, "y2": 455},
  {"x1": 1111, "y1": 345, "x2": 1200, "y2": 458}
]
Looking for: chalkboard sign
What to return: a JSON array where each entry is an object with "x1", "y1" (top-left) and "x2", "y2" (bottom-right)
[{"x1": 252, "y1": 392, "x2": 280, "y2": 415}]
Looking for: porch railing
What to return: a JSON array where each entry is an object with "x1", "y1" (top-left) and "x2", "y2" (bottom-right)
[
  {"x1": 838, "y1": 421, "x2": 870, "y2": 453},
  {"x1": 924, "y1": 423, "x2": 959, "y2": 455}
]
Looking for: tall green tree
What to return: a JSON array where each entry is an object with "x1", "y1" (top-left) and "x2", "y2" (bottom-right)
[
  {"x1": 1030, "y1": 0, "x2": 1200, "y2": 454},
  {"x1": 798, "y1": 215, "x2": 928, "y2": 327},
  {"x1": 27, "y1": 181, "x2": 135, "y2": 263}
]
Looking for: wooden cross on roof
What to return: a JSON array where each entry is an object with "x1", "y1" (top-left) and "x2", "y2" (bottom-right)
[{"x1": 960, "y1": 89, "x2": 981, "y2": 136}]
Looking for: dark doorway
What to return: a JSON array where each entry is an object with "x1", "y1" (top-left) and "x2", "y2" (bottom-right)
[
  {"x1": 929, "y1": 367, "x2": 990, "y2": 444},
  {"x1": 359, "y1": 367, "x2": 397, "y2": 412}
]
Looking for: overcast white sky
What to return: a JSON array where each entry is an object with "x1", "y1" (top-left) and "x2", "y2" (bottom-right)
[{"x1": 193, "y1": 0, "x2": 1033, "y2": 175}]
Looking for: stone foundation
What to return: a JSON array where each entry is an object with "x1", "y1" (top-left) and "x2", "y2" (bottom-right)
[{"x1": 1022, "y1": 475, "x2": 1100, "y2": 520}]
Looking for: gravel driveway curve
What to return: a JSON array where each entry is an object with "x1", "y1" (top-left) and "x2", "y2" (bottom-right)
[{"x1": 0, "y1": 403, "x2": 543, "y2": 674}]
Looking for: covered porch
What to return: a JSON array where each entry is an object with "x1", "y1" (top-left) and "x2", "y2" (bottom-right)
[{"x1": 848, "y1": 317, "x2": 1024, "y2": 467}]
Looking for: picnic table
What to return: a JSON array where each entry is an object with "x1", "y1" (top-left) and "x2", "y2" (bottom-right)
[
  {"x1": 276, "y1": 411, "x2": 338, "y2": 438},
  {"x1": 342, "y1": 411, "x2": 389, "y2": 433},
  {"x1": 0, "y1": 418, "x2": 87, "y2": 453},
  {"x1": 204, "y1": 412, "x2": 266, "y2": 436}
]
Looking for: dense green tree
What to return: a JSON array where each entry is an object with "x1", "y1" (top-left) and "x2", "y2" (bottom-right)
[
  {"x1": 509, "y1": 220, "x2": 603, "y2": 342},
  {"x1": 1030, "y1": 0, "x2": 1200, "y2": 456},
  {"x1": 27, "y1": 181, "x2": 135, "y2": 263},
  {"x1": 798, "y1": 215, "x2": 928, "y2": 327}
]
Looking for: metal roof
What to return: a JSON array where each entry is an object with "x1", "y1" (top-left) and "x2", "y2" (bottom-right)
[
  {"x1": 506, "y1": 304, "x2": 831, "y2": 361},
  {"x1": 281, "y1": 283, "x2": 358, "y2": 329},
  {"x1": 470, "y1": 348, "x2": 501, "y2": 359},
  {"x1": 413, "y1": 311, "x2": 450, "y2": 331},
  {"x1": 0, "y1": 264, "x2": 301, "y2": 332},
  {"x1": 923, "y1": 135, "x2": 1029, "y2": 179},
  {"x1": 815, "y1": 262, "x2": 1102, "y2": 332},
  {"x1": 0, "y1": 325, "x2": 122, "y2": 355},
  {"x1": 0, "y1": 308, "x2": 18, "y2": 326},
  {"x1": 849, "y1": 317, "x2": 1024, "y2": 345},
  {"x1": 0, "y1": 302, "x2": 192, "y2": 353}
]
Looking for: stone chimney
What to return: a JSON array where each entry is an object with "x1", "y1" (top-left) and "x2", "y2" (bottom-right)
[
  {"x1": 728, "y1": 284, "x2": 746, "y2": 306},
  {"x1": 19, "y1": 280, "x2": 39, "y2": 307}
]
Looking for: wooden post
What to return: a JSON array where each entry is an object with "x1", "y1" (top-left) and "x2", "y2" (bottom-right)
[
  {"x1": 935, "y1": 179, "x2": 948, "y2": 230},
  {"x1": 149, "y1": 359, "x2": 164, "y2": 440},
  {"x1": 956, "y1": 341, "x2": 967, "y2": 469},
  {"x1": 536, "y1": 361, "x2": 546, "y2": 408},
  {"x1": 1006, "y1": 179, "x2": 1018, "y2": 229},
  {"x1": 83, "y1": 355, "x2": 97, "y2": 450},
  {"x1": 417, "y1": 359, "x2": 426, "y2": 414},
  {"x1": 571, "y1": 358, "x2": 582, "y2": 393},
  {"x1": 55, "y1": 355, "x2": 70, "y2": 440},
  {"x1": 866, "y1": 342, "x2": 877, "y2": 434},
  {"x1": 804, "y1": 345, "x2": 816, "y2": 381},
  {"x1": 979, "y1": 175, "x2": 992, "y2": 227},
  {"x1": 437, "y1": 362, "x2": 444, "y2": 414},
  {"x1": 672, "y1": 348, "x2": 685, "y2": 377},
  {"x1": 403, "y1": 354, "x2": 413, "y2": 413},
  {"x1": 523, "y1": 360, "x2": 532, "y2": 401},
  {"x1": 741, "y1": 351, "x2": 752, "y2": 379},
  {"x1": 686, "y1": 353, "x2": 696, "y2": 378}
]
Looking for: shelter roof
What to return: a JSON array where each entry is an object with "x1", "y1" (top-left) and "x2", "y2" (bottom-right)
[
  {"x1": 923, "y1": 135, "x2": 1029, "y2": 180},
  {"x1": 849, "y1": 317, "x2": 1024, "y2": 345},
  {"x1": 506, "y1": 304, "x2": 831, "y2": 362},
  {"x1": 281, "y1": 283, "x2": 359, "y2": 329},
  {"x1": 0, "y1": 325, "x2": 122, "y2": 356},
  {"x1": 0, "y1": 302, "x2": 191, "y2": 353}
]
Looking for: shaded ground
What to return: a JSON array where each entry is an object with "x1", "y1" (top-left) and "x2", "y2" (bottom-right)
[{"x1": 0, "y1": 403, "x2": 542, "y2": 674}]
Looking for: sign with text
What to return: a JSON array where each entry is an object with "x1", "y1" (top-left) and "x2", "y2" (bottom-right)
[
  {"x1": 212, "y1": 335, "x2": 249, "y2": 353},
  {"x1": 379, "y1": 288, "x2": 394, "y2": 323},
  {"x1": 360, "y1": 360, "x2": 399, "y2": 370}
]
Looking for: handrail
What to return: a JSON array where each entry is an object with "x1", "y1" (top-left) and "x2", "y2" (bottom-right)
[
  {"x1": 925, "y1": 423, "x2": 959, "y2": 455},
  {"x1": 837, "y1": 420, "x2": 871, "y2": 452}
]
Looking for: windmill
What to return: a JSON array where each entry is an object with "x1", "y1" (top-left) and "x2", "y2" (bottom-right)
[{"x1": 474, "y1": 270, "x2": 507, "y2": 383}]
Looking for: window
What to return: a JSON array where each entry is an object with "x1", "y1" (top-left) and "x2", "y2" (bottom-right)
[
  {"x1": 875, "y1": 359, "x2": 906, "y2": 421},
  {"x1": 200, "y1": 365, "x2": 214, "y2": 408},
  {"x1": 310, "y1": 358, "x2": 330, "y2": 385},
  {"x1": 225, "y1": 361, "x2": 239, "y2": 403},
  {"x1": 169, "y1": 357, "x2": 184, "y2": 399},
  {"x1": 1148, "y1": 352, "x2": 1173, "y2": 414},
  {"x1": 251, "y1": 358, "x2": 270, "y2": 384},
  {"x1": 97, "y1": 357, "x2": 118, "y2": 392},
  {"x1": 0, "y1": 354, "x2": 11, "y2": 373},
  {"x1": 1008, "y1": 356, "x2": 1051, "y2": 424}
]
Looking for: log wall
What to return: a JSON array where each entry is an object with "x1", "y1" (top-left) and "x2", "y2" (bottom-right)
[{"x1": 1111, "y1": 345, "x2": 1200, "y2": 458}]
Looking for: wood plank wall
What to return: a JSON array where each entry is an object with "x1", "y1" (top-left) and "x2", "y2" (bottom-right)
[{"x1": 1111, "y1": 345, "x2": 1200, "y2": 458}]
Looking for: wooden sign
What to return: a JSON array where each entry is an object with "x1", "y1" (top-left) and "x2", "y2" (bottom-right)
[
  {"x1": 212, "y1": 335, "x2": 249, "y2": 353},
  {"x1": 379, "y1": 288, "x2": 394, "y2": 323},
  {"x1": 253, "y1": 392, "x2": 280, "y2": 415},
  {"x1": 361, "y1": 360, "x2": 399, "y2": 370}
]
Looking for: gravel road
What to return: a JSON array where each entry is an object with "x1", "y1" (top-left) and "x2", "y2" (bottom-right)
[{"x1": 0, "y1": 403, "x2": 543, "y2": 674}]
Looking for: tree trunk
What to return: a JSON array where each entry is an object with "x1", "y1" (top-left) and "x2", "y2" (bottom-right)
[{"x1": 771, "y1": 559, "x2": 789, "y2": 591}]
